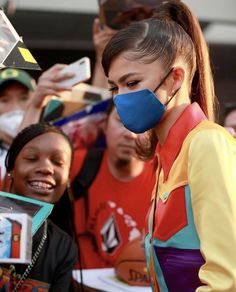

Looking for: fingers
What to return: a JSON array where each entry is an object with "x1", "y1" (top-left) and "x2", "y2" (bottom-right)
[
  {"x1": 93, "y1": 18, "x2": 118, "y2": 37},
  {"x1": 93, "y1": 19, "x2": 118, "y2": 58},
  {"x1": 38, "y1": 64, "x2": 74, "y2": 91},
  {"x1": 93, "y1": 18, "x2": 101, "y2": 35},
  {"x1": 30, "y1": 64, "x2": 76, "y2": 108}
]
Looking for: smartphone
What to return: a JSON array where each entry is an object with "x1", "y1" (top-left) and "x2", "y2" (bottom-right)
[{"x1": 59, "y1": 57, "x2": 91, "y2": 87}]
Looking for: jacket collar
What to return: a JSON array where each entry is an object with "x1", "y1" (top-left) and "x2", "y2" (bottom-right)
[{"x1": 156, "y1": 102, "x2": 207, "y2": 181}]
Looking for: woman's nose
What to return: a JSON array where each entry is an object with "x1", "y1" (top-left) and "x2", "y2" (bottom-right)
[
  {"x1": 35, "y1": 159, "x2": 54, "y2": 174},
  {"x1": 118, "y1": 88, "x2": 129, "y2": 95}
]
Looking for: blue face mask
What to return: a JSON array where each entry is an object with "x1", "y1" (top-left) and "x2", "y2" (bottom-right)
[{"x1": 114, "y1": 68, "x2": 175, "y2": 133}]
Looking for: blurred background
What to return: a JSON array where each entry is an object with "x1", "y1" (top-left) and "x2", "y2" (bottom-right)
[{"x1": 2, "y1": 0, "x2": 236, "y2": 122}]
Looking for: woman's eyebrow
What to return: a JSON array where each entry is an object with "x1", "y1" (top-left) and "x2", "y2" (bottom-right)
[
  {"x1": 21, "y1": 146, "x2": 38, "y2": 151},
  {"x1": 108, "y1": 72, "x2": 140, "y2": 84}
]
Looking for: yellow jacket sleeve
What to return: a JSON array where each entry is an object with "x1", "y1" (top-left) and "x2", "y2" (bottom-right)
[{"x1": 188, "y1": 128, "x2": 236, "y2": 291}]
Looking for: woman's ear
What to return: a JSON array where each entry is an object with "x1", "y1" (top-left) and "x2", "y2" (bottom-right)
[{"x1": 169, "y1": 67, "x2": 185, "y2": 96}]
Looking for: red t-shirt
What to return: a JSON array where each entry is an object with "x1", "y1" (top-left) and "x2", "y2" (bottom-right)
[{"x1": 70, "y1": 149, "x2": 156, "y2": 268}]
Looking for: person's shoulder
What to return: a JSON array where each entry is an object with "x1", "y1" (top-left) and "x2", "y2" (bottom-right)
[
  {"x1": 48, "y1": 219, "x2": 72, "y2": 237},
  {"x1": 187, "y1": 121, "x2": 236, "y2": 158},
  {"x1": 191, "y1": 121, "x2": 236, "y2": 146},
  {"x1": 47, "y1": 220, "x2": 76, "y2": 250},
  {"x1": 70, "y1": 148, "x2": 88, "y2": 182}
]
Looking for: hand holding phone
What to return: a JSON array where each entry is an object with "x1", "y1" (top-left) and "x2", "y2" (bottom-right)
[{"x1": 59, "y1": 57, "x2": 91, "y2": 87}]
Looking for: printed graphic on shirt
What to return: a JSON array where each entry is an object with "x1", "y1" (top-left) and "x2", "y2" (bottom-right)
[
  {"x1": 94, "y1": 200, "x2": 142, "y2": 256},
  {"x1": 0, "y1": 267, "x2": 50, "y2": 291},
  {"x1": 101, "y1": 214, "x2": 120, "y2": 253}
]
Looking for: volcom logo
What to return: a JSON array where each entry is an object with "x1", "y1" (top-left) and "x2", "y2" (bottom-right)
[{"x1": 100, "y1": 214, "x2": 120, "y2": 254}]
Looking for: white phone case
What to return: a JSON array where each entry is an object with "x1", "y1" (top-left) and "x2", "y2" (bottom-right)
[{"x1": 59, "y1": 57, "x2": 91, "y2": 87}]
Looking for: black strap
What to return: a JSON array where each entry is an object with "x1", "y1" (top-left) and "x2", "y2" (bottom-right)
[
  {"x1": 71, "y1": 148, "x2": 105, "y2": 258},
  {"x1": 71, "y1": 148, "x2": 104, "y2": 217}
]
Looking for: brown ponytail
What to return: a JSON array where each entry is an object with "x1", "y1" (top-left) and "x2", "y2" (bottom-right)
[{"x1": 154, "y1": 0, "x2": 217, "y2": 121}]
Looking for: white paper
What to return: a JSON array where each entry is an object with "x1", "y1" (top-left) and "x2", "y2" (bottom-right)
[{"x1": 73, "y1": 268, "x2": 152, "y2": 292}]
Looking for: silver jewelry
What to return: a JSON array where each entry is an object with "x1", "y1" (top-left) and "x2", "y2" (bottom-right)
[{"x1": 12, "y1": 221, "x2": 48, "y2": 292}]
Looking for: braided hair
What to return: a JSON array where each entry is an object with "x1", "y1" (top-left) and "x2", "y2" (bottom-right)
[{"x1": 5, "y1": 122, "x2": 73, "y2": 172}]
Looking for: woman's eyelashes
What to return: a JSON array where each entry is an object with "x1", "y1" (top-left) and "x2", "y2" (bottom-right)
[
  {"x1": 51, "y1": 157, "x2": 66, "y2": 167},
  {"x1": 24, "y1": 155, "x2": 37, "y2": 162},
  {"x1": 108, "y1": 85, "x2": 118, "y2": 95},
  {"x1": 108, "y1": 80, "x2": 140, "y2": 95},
  {"x1": 23, "y1": 154, "x2": 66, "y2": 167},
  {"x1": 126, "y1": 80, "x2": 140, "y2": 88}
]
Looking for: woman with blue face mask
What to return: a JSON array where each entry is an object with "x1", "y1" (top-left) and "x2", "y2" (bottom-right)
[{"x1": 102, "y1": 1, "x2": 236, "y2": 291}]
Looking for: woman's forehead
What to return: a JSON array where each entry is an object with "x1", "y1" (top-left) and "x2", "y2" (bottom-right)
[
  {"x1": 108, "y1": 54, "x2": 162, "y2": 80},
  {"x1": 20, "y1": 132, "x2": 71, "y2": 152}
]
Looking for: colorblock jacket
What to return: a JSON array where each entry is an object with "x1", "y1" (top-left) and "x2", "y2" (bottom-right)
[{"x1": 145, "y1": 103, "x2": 236, "y2": 291}]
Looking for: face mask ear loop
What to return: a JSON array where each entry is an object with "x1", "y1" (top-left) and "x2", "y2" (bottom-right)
[
  {"x1": 153, "y1": 67, "x2": 174, "y2": 93},
  {"x1": 165, "y1": 87, "x2": 180, "y2": 106}
]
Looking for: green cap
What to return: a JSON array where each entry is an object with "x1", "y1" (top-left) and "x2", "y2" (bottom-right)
[{"x1": 0, "y1": 68, "x2": 36, "y2": 91}]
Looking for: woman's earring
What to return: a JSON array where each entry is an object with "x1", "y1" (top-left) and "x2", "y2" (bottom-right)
[{"x1": 7, "y1": 173, "x2": 11, "y2": 178}]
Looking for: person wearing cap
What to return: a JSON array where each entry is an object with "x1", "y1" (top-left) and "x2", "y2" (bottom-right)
[{"x1": 0, "y1": 68, "x2": 36, "y2": 184}]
